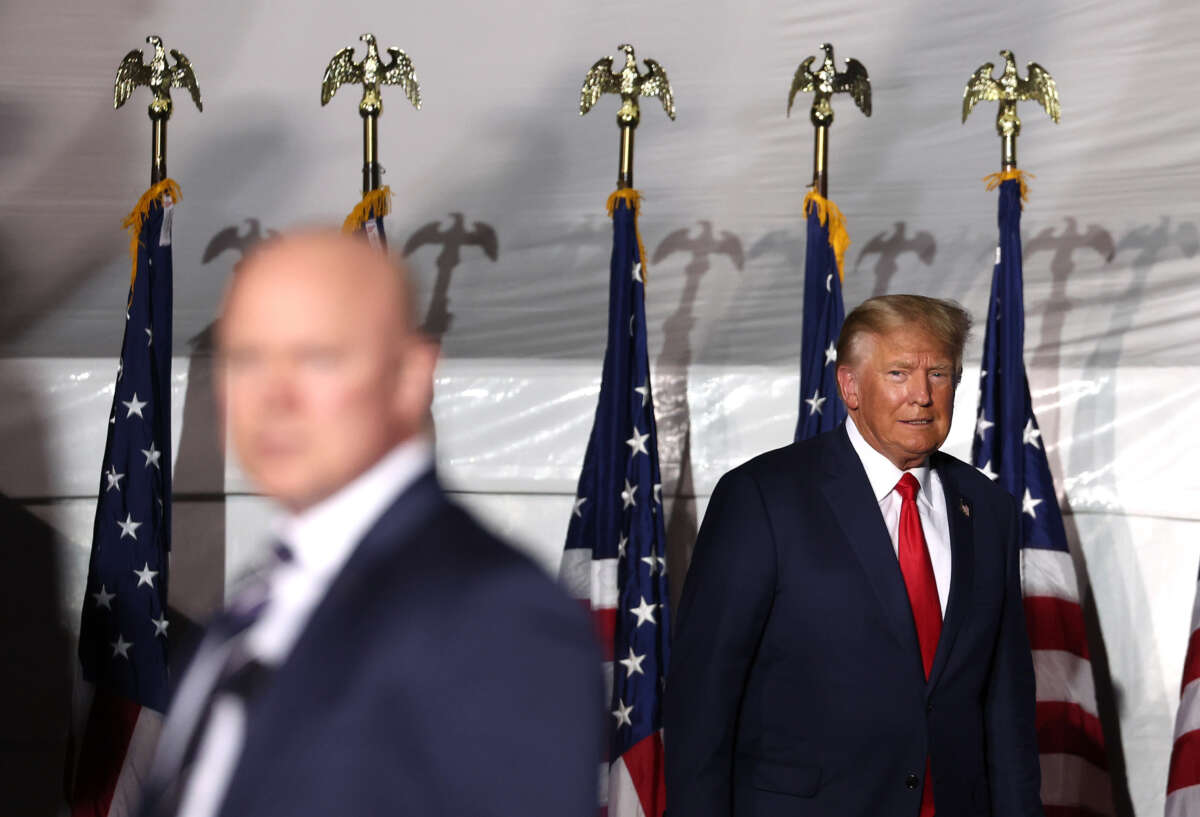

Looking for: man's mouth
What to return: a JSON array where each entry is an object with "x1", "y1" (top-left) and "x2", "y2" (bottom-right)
[{"x1": 900, "y1": 419, "x2": 933, "y2": 425}]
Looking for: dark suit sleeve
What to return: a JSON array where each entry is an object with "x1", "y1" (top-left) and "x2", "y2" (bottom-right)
[
  {"x1": 984, "y1": 496, "x2": 1045, "y2": 817},
  {"x1": 665, "y1": 468, "x2": 777, "y2": 817}
]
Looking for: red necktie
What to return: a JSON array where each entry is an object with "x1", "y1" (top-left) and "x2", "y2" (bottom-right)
[{"x1": 895, "y1": 473, "x2": 941, "y2": 817}]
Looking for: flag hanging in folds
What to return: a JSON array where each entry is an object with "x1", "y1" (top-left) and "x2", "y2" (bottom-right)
[
  {"x1": 971, "y1": 173, "x2": 1113, "y2": 817},
  {"x1": 795, "y1": 190, "x2": 849, "y2": 441},
  {"x1": 343, "y1": 185, "x2": 391, "y2": 248},
  {"x1": 1167, "y1": 562, "x2": 1200, "y2": 817},
  {"x1": 560, "y1": 189, "x2": 671, "y2": 817},
  {"x1": 69, "y1": 180, "x2": 177, "y2": 817}
]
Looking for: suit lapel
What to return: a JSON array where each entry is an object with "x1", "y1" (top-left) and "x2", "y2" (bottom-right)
[
  {"x1": 820, "y1": 426, "x2": 923, "y2": 672},
  {"x1": 926, "y1": 456, "x2": 974, "y2": 693}
]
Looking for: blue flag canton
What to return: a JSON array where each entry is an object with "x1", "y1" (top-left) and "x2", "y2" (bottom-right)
[
  {"x1": 78, "y1": 196, "x2": 173, "y2": 712},
  {"x1": 563, "y1": 197, "x2": 670, "y2": 761},
  {"x1": 796, "y1": 204, "x2": 847, "y2": 441},
  {"x1": 971, "y1": 178, "x2": 1070, "y2": 554}
]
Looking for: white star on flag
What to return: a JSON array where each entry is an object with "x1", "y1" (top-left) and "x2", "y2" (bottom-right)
[
  {"x1": 612, "y1": 699, "x2": 634, "y2": 728},
  {"x1": 1023, "y1": 419, "x2": 1042, "y2": 449},
  {"x1": 630, "y1": 596, "x2": 658, "y2": 628},
  {"x1": 824, "y1": 342, "x2": 837, "y2": 366},
  {"x1": 116, "y1": 359, "x2": 123, "y2": 381},
  {"x1": 151, "y1": 614, "x2": 169, "y2": 637},
  {"x1": 617, "y1": 533, "x2": 628, "y2": 558},
  {"x1": 122, "y1": 393, "x2": 148, "y2": 419},
  {"x1": 976, "y1": 414, "x2": 994, "y2": 439},
  {"x1": 116, "y1": 513, "x2": 141, "y2": 541},
  {"x1": 621, "y1": 478, "x2": 638, "y2": 509},
  {"x1": 92, "y1": 585, "x2": 115, "y2": 610},
  {"x1": 634, "y1": 379, "x2": 650, "y2": 408},
  {"x1": 977, "y1": 461, "x2": 998, "y2": 481},
  {"x1": 805, "y1": 390, "x2": 827, "y2": 416},
  {"x1": 104, "y1": 466, "x2": 125, "y2": 492},
  {"x1": 653, "y1": 483, "x2": 662, "y2": 504},
  {"x1": 641, "y1": 554, "x2": 667, "y2": 575},
  {"x1": 141, "y1": 442, "x2": 162, "y2": 469},
  {"x1": 572, "y1": 497, "x2": 586, "y2": 518},
  {"x1": 1022, "y1": 488, "x2": 1043, "y2": 519},
  {"x1": 145, "y1": 327, "x2": 153, "y2": 346},
  {"x1": 111, "y1": 634, "x2": 133, "y2": 659},
  {"x1": 632, "y1": 263, "x2": 643, "y2": 284},
  {"x1": 619, "y1": 647, "x2": 647, "y2": 676},
  {"x1": 626, "y1": 427, "x2": 650, "y2": 458},
  {"x1": 134, "y1": 562, "x2": 159, "y2": 588}
]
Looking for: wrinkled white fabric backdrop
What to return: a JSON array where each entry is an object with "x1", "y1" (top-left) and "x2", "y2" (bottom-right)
[{"x1": 2, "y1": 1, "x2": 1198, "y2": 815}]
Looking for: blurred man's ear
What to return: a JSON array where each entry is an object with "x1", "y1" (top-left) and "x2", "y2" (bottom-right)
[
  {"x1": 393, "y1": 334, "x2": 440, "y2": 430},
  {"x1": 836, "y1": 364, "x2": 861, "y2": 411}
]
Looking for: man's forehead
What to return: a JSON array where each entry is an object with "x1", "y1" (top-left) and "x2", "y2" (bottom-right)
[{"x1": 864, "y1": 326, "x2": 955, "y2": 361}]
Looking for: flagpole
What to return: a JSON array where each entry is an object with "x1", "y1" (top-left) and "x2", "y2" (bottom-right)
[
  {"x1": 787, "y1": 43, "x2": 870, "y2": 198},
  {"x1": 962, "y1": 49, "x2": 1060, "y2": 173},
  {"x1": 321, "y1": 33, "x2": 421, "y2": 209},
  {"x1": 581, "y1": 44, "x2": 676, "y2": 193}
]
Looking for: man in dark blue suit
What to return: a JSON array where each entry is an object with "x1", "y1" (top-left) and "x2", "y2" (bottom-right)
[
  {"x1": 665, "y1": 295, "x2": 1042, "y2": 817},
  {"x1": 141, "y1": 231, "x2": 602, "y2": 817}
]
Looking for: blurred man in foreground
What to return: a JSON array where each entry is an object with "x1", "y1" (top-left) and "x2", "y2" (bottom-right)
[
  {"x1": 141, "y1": 230, "x2": 602, "y2": 817},
  {"x1": 665, "y1": 295, "x2": 1042, "y2": 817}
]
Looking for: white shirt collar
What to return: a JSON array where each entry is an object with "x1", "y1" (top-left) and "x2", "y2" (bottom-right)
[
  {"x1": 844, "y1": 418, "x2": 935, "y2": 508},
  {"x1": 274, "y1": 434, "x2": 434, "y2": 579}
]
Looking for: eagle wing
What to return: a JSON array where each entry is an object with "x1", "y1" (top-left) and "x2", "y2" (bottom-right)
[
  {"x1": 321, "y1": 46, "x2": 361, "y2": 106},
  {"x1": 834, "y1": 57, "x2": 871, "y2": 116},
  {"x1": 787, "y1": 56, "x2": 816, "y2": 117},
  {"x1": 962, "y1": 61, "x2": 999, "y2": 122},
  {"x1": 469, "y1": 221, "x2": 499, "y2": 261},
  {"x1": 1021, "y1": 62, "x2": 1060, "y2": 123},
  {"x1": 580, "y1": 56, "x2": 617, "y2": 115},
  {"x1": 169, "y1": 49, "x2": 203, "y2": 112},
  {"x1": 651, "y1": 226, "x2": 692, "y2": 264},
  {"x1": 383, "y1": 47, "x2": 421, "y2": 110},
  {"x1": 402, "y1": 220, "x2": 445, "y2": 257},
  {"x1": 717, "y1": 231, "x2": 745, "y2": 270},
  {"x1": 114, "y1": 48, "x2": 150, "y2": 109},
  {"x1": 639, "y1": 58, "x2": 676, "y2": 120}
]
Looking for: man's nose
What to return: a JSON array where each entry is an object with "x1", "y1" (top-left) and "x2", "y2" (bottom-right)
[{"x1": 909, "y1": 377, "x2": 933, "y2": 405}]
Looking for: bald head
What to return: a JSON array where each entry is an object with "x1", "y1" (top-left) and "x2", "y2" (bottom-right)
[{"x1": 217, "y1": 230, "x2": 436, "y2": 512}]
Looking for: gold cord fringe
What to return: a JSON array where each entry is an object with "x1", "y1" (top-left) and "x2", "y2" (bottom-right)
[
  {"x1": 802, "y1": 189, "x2": 850, "y2": 282},
  {"x1": 122, "y1": 179, "x2": 181, "y2": 295},
  {"x1": 983, "y1": 169, "x2": 1034, "y2": 207},
  {"x1": 606, "y1": 188, "x2": 650, "y2": 283},
  {"x1": 342, "y1": 186, "x2": 393, "y2": 233}
]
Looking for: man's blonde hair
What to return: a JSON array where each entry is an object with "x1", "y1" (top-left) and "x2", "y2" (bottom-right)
[{"x1": 836, "y1": 294, "x2": 972, "y2": 379}]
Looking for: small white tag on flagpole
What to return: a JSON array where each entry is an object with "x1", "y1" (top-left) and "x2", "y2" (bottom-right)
[
  {"x1": 364, "y1": 220, "x2": 381, "y2": 248},
  {"x1": 159, "y1": 195, "x2": 174, "y2": 247}
]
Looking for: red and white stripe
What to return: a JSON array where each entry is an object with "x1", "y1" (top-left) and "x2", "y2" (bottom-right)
[
  {"x1": 1168, "y1": 569, "x2": 1200, "y2": 817},
  {"x1": 561, "y1": 549, "x2": 665, "y2": 817},
  {"x1": 68, "y1": 678, "x2": 162, "y2": 817},
  {"x1": 1021, "y1": 548, "x2": 1114, "y2": 817}
]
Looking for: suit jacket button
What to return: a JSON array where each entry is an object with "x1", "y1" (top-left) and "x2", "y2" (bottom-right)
[{"x1": 906, "y1": 773, "x2": 920, "y2": 789}]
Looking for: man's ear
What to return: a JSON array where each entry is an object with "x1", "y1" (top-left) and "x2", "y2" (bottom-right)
[
  {"x1": 393, "y1": 334, "x2": 440, "y2": 427},
  {"x1": 836, "y1": 364, "x2": 860, "y2": 411}
]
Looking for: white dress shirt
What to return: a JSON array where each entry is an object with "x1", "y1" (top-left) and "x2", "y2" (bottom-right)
[
  {"x1": 845, "y1": 420, "x2": 952, "y2": 615},
  {"x1": 172, "y1": 435, "x2": 434, "y2": 817}
]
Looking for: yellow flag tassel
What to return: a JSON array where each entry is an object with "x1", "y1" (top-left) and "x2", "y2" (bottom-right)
[
  {"x1": 983, "y1": 168, "x2": 1034, "y2": 207},
  {"x1": 802, "y1": 189, "x2": 850, "y2": 282},
  {"x1": 606, "y1": 188, "x2": 650, "y2": 283},
  {"x1": 342, "y1": 186, "x2": 393, "y2": 233},
  {"x1": 121, "y1": 179, "x2": 181, "y2": 296}
]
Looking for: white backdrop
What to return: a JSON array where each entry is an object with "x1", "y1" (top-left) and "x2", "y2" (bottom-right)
[{"x1": 2, "y1": 1, "x2": 1199, "y2": 815}]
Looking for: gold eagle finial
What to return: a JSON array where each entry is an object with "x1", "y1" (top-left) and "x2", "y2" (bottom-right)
[
  {"x1": 580, "y1": 43, "x2": 676, "y2": 125},
  {"x1": 787, "y1": 43, "x2": 870, "y2": 126},
  {"x1": 963, "y1": 49, "x2": 1060, "y2": 138},
  {"x1": 114, "y1": 35, "x2": 203, "y2": 118},
  {"x1": 321, "y1": 33, "x2": 421, "y2": 116}
]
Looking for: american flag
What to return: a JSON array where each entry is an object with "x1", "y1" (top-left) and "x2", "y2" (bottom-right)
[
  {"x1": 972, "y1": 175, "x2": 1113, "y2": 817},
  {"x1": 1167, "y1": 563, "x2": 1200, "y2": 817},
  {"x1": 560, "y1": 190, "x2": 671, "y2": 817},
  {"x1": 795, "y1": 191, "x2": 848, "y2": 441},
  {"x1": 69, "y1": 181, "x2": 177, "y2": 816}
]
